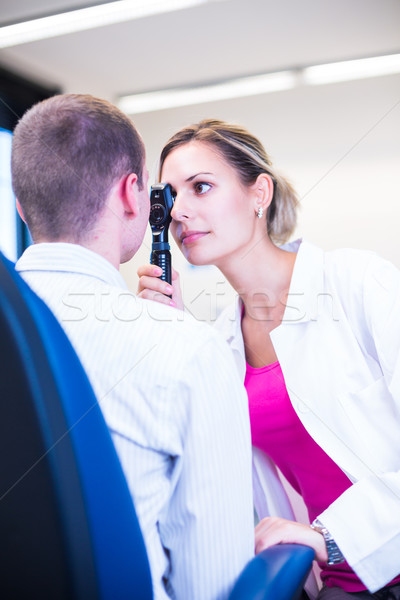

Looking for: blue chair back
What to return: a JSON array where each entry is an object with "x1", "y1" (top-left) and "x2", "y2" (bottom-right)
[
  {"x1": 0, "y1": 251, "x2": 153, "y2": 599},
  {"x1": 229, "y1": 543, "x2": 314, "y2": 600}
]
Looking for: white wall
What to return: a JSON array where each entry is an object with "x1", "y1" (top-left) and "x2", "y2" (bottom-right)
[{"x1": 121, "y1": 72, "x2": 400, "y2": 322}]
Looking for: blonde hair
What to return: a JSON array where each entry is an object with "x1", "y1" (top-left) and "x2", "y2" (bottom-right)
[{"x1": 159, "y1": 119, "x2": 298, "y2": 245}]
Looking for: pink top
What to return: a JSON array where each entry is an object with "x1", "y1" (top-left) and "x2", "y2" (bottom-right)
[{"x1": 245, "y1": 360, "x2": 400, "y2": 592}]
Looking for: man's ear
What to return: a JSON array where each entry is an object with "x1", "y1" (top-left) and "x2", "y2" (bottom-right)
[
  {"x1": 121, "y1": 173, "x2": 139, "y2": 219},
  {"x1": 16, "y1": 199, "x2": 26, "y2": 223},
  {"x1": 252, "y1": 173, "x2": 274, "y2": 214}
]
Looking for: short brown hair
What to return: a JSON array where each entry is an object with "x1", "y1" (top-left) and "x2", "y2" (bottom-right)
[
  {"x1": 159, "y1": 119, "x2": 298, "y2": 245},
  {"x1": 12, "y1": 93, "x2": 145, "y2": 242}
]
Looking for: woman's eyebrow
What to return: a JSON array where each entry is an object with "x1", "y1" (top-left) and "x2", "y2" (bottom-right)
[{"x1": 185, "y1": 172, "x2": 213, "y2": 182}]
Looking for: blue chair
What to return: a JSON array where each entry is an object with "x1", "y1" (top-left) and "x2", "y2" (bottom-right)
[{"x1": 0, "y1": 250, "x2": 314, "y2": 599}]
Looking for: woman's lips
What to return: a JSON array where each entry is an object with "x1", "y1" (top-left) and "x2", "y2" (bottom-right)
[{"x1": 181, "y1": 231, "x2": 209, "y2": 245}]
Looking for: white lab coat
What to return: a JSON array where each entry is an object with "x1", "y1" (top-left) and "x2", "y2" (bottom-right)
[{"x1": 215, "y1": 239, "x2": 400, "y2": 593}]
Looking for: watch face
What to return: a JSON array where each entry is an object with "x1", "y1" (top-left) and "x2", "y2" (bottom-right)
[{"x1": 310, "y1": 519, "x2": 324, "y2": 534}]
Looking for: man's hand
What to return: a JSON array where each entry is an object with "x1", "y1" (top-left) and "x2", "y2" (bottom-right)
[{"x1": 255, "y1": 517, "x2": 328, "y2": 562}]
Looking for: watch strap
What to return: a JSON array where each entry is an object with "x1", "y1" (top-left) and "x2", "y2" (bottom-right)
[{"x1": 310, "y1": 518, "x2": 345, "y2": 565}]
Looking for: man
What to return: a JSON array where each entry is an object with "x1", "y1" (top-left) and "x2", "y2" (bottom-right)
[{"x1": 11, "y1": 94, "x2": 254, "y2": 599}]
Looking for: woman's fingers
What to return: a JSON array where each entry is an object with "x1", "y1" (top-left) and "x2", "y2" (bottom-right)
[
  {"x1": 137, "y1": 263, "x2": 163, "y2": 280},
  {"x1": 137, "y1": 264, "x2": 184, "y2": 310},
  {"x1": 170, "y1": 268, "x2": 184, "y2": 309}
]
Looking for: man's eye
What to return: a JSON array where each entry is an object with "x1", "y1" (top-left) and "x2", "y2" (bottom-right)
[{"x1": 194, "y1": 182, "x2": 211, "y2": 194}]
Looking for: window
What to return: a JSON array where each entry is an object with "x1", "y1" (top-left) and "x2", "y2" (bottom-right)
[
  {"x1": 0, "y1": 65, "x2": 59, "y2": 259},
  {"x1": 0, "y1": 128, "x2": 18, "y2": 260}
]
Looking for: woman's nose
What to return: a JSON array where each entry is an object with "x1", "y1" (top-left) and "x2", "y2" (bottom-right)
[{"x1": 171, "y1": 192, "x2": 191, "y2": 221}]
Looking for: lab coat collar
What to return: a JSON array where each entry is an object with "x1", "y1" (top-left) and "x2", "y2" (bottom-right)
[
  {"x1": 282, "y1": 239, "x2": 325, "y2": 324},
  {"x1": 215, "y1": 239, "x2": 324, "y2": 381},
  {"x1": 218, "y1": 238, "x2": 325, "y2": 342}
]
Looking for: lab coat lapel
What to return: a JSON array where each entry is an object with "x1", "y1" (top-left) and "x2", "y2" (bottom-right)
[{"x1": 271, "y1": 242, "x2": 379, "y2": 482}]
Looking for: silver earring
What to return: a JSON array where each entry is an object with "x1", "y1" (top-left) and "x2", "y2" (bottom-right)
[{"x1": 257, "y1": 207, "x2": 264, "y2": 219}]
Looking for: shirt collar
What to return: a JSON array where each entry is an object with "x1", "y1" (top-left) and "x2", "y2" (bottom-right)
[{"x1": 16, "y1": 243, "x2": 128, "y2": 290}]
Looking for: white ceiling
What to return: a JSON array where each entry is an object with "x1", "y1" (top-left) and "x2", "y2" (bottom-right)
[{"x1": 0, "y1": 0, "x2": 399, "y2": 103}]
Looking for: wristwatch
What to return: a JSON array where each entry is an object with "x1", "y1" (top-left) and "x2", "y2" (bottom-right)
[{"x1": 310, "y1": 518, "x2": 345, "y2": 565}]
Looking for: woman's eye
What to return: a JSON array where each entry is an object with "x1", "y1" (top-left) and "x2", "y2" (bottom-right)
[{"x1": 194, "y1": 182, "x2": 211, "y2": 194}]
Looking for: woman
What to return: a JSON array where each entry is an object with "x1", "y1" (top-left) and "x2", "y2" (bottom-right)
[{"x1": 137, "y1": 119, "x2": 400, "y2": 599}]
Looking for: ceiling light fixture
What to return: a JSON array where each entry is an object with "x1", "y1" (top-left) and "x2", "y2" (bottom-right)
[
  {"x1": 118, "y1": 53, "x2": 400, "y2": 115},
  {"x1": 118, "y1": 71, "x2": 298, "y2": 114},
  {"x1": 0, "y1": 0, "x2": 219, "y2": 49},
  {"x1": 303, "y1": 53, "x2": 400, "y2": 85}
]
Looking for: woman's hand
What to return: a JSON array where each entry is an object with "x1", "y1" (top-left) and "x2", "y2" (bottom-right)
[
  {"x1": 255, "y1": 517, "x2": 328, "y2": 562},
  {"x1": 137, "y1": 264, "x2": 184, "y2": 310}
]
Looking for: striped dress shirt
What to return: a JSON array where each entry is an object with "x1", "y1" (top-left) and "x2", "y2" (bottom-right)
[{"x1": 17, "y1": 243, "x2": 254, "y2": 600}]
